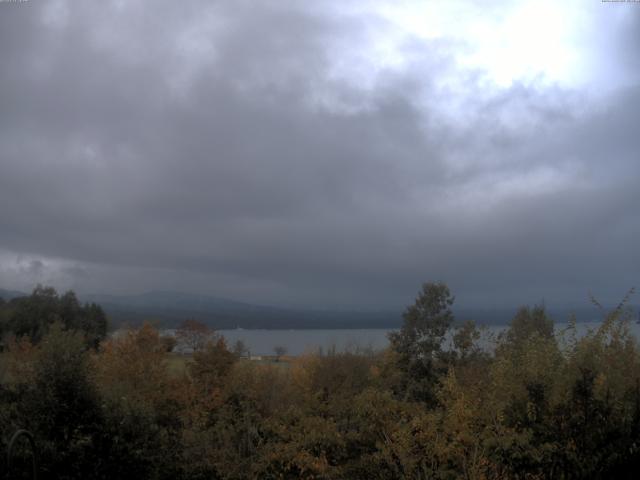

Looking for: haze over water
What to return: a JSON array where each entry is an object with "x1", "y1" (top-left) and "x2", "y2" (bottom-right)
[{"x1": 206, "y1": 320, "x2": 640, "y2": 356}]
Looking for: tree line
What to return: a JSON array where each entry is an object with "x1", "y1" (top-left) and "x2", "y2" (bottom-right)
[{"x1": 0, "y1": 283, "x2": 639, "y2": 479}]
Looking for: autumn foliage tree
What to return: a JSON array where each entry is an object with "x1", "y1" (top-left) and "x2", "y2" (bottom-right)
[
  {"x1": 189, "y1": 337, "x2": 237, "y2": 396},
  {"x1": 2, "y1": 283, "x2": 640, "y2": 479},
  {"x1": 175, "y1": 318, "x2": 214, "y2": 352},
  {"x1": 1, "y1": 323, "x2": 102, "y2": 478},
  {"x1": 93, "y1": 323, "x2": 185, "y2": 479}
]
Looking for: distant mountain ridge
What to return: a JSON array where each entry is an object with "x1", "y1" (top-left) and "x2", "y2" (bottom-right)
[
  {"x1": 1, "y1": 287, "x2": 636, "y2": 330},
  {"x1": 81, "y1": 291, "x2": 402, "y2": 329},
  {"x1": 0, "y1": 288, "x2": 27, "y2": 300},
  {"x1": 2, "y1": 288, "x2": 402, "y2": 329}
]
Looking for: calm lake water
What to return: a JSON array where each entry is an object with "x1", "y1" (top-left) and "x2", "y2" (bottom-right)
[{"x1": 210, "y1": 320, "x2": 640, "y2": 356}]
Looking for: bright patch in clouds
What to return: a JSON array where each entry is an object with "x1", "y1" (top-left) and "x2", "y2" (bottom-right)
[{"x1": 376, "y1": 0, "x2": 586, "y2": 88}]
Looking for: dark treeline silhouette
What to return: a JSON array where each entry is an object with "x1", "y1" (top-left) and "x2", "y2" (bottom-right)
[
  {"x1": 0, "y1": 283, "x2": 639, "y2": 479},
  {"x1": 0, "y1": 285, "x2": 108, "y2": 348}
]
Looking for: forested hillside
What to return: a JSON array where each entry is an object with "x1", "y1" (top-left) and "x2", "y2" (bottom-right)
[{"x1": 1, "y1": 283, "x2": 639, "y2": 479}]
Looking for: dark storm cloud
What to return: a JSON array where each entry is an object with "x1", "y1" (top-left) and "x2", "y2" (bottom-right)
[{"x1": 0, "y1": 0, "x2": 638, "y2": 309}]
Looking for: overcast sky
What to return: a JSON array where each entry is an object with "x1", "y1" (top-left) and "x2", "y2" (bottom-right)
[{"x1": 0, "y1": 0, "x2": 638, "y2": 311}]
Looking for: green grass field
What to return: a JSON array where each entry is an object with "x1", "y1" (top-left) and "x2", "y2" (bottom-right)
[
  {"x1": 165, "y1": 353, "x2": 192, "y2": 376},
  {"x1": 164, "y1": 353, "x2": 292, "y2": 377}
]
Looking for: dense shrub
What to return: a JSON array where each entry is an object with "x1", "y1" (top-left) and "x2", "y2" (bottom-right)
[{"x1": 1, "y1": 283, "x2": 639, "y2": 479}]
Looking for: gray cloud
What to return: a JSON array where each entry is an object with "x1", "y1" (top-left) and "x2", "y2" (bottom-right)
[{"x1": 0, "y1": 0, "x2": 638, "y2": 311}]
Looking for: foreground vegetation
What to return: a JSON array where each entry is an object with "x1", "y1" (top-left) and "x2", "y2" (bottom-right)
[{"x1": 1, "y1": 284, "x2": 639, "y2": 479}]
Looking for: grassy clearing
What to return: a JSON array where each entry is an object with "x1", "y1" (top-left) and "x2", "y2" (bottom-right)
[
  {"x1": 163, "y1": 352, "x2": 293, "y2": 377},
  {"x1": 166, "y1": 352, "x2": 192, "y2": 377}
]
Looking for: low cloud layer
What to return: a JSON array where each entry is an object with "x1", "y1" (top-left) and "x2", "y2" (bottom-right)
[{"x1": 1, "y1": 1, "x2": 638, "y2": 310}]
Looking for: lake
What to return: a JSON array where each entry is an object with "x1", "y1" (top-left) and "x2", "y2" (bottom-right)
[{"x1": 212, "y1": 320, "x2": 640, "y2": 356}]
